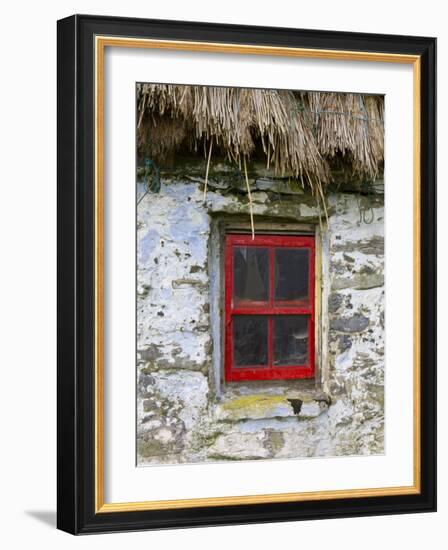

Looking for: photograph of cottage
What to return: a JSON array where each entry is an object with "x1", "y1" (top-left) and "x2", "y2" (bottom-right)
[{"x1": 136, "y1": 84, "x2": 385, "y2": 465}]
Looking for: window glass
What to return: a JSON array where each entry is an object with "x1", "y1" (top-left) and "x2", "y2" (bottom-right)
[
  {"x1": 233, "y1": 315, "x2": 268, "y2": 367},
  {"x1": 273, "y1": 315, "x2": 309, "y2": 366},
  {"x1": 233, "y1": 247, "x2": 269, "y2": 304},
  {"x1": 226, "y1": 235, "x2": 314, "y2": 381},
  {"x1": 275, "y1": 248, "x2": 309, "y2": 305}
]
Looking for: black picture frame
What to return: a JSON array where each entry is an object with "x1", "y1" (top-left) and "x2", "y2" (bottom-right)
[{"x1": 57, "y1": 14, "x2": 436, "y2": 534}]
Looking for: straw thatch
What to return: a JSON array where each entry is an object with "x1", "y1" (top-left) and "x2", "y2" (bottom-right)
[{"x1": 137, "y1": 84, "x2": 384, "y2": 196}]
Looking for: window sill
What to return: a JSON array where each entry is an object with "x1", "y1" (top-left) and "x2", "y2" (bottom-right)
[{"x1": 213, "y1": 392, "x2": 330, "y2": 422}]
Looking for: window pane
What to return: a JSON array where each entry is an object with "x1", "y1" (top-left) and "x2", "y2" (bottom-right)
[
  {"x1": 275, "y1": 248, "x2": 309, "y2": 304},
  {"x1": 273, "y1": 315, "x2": 309, "y2": 366},
  {"x1": 233, "y1": 315, "x2": 268, "y2": 367},
  {"x1": 233, "y1": 247, "x2": 269, "y2": 304}
]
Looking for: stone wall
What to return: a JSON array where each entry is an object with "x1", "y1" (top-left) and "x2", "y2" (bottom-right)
[{"x1": 137, "y1": 175, "x2": 384, "y2": 464}]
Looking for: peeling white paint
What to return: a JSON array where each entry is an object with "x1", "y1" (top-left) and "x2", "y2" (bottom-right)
[{"x1": 137, "y1": 179, "x2": 385, "y2": 464}]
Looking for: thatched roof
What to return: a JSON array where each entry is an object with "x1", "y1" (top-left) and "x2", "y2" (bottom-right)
[{"x1": 137, "y1": 84, "x2": 384, "y2": 197}]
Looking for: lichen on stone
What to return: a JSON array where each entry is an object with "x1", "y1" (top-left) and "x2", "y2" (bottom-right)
[{"x1": 136, "y1": 180, "x2": 385, "y2": 464}]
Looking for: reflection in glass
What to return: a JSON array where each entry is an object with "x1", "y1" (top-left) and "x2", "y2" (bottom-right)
[
  {"x1": 233, "y1": 247, "x2": 269, "y2": 304},
  {"x1": 233, "y1": 315, "x2": 268, "y2": 367},
  {"x1": 274, "y1": 315, "x2": 309, "y2": 366},
  {"x1": 275, "y1": 248, "x2": 309, "y2": 304}
]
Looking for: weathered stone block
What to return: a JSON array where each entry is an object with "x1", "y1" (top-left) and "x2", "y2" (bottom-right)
[
  {"x1": 328, "y1": 292, "x2": 344, "y2": 313},
  {"x1": 208, "y1": 432, "x2": 270, "y2": 460},
  {"x1": 136, "y1": 182, "x2": 385, "y2": 464},
  {"x1": 215, "y1": 395, "x2": 294, "y2": 421},
  {"x1": 300, "y1": 401, "x2": 326, "y2": 418},
  {"x1": 332, "y1": 273, "x2": 384, "y2": 291},
  {"x1": 330, "y1": 313, "x2": 370, "y2": 333}
]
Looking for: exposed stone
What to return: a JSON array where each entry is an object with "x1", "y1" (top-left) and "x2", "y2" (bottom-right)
[
  {"x1": 300, "y1": 401, "x2": 327, "y2": 418},
  {"x1": 254, "y1": 178, "x2": 304, "y2": 195},
  {"x1": 332, "y1": 273, "x2": 384, "y2": 291},
  {"x1": 300, "y1": 204, "x2": 320, "y2": 219},
  {"x1": 337, "y1": 334, "x2": 353, "y2": 353},
  {"x1": 138, "y1": 345, "x2": 162, "y2": 364},
  {"x1": 137, "y1": 179, "x2": 385, "y2": 464},
  {"x1": 330, "y1": 313, "x2": 370, "y2": 333},
  {"x1": 343, "y1": 253, "x2": 355, "y2": 263},
  {"x1": 138, "y1": 419, "x2": 186, "y2": 458},
  {"x1": 333, "y1": 235, "x2": 384, "y2": 255},
  {"x1": 215, "y1": 395, "x2": 294, "y2": 421},
  {"x1": 264, "y1": 430, "x2": 285, "y2": 455},
  {"x1": 328, "y1": 292, "x2": 344, "y2": 313},
  {"x1": 137, "y1": 387, "x2": 186, "y2": 459},
  {"x1": 208, "y1": 432, "x2": 270, "y2": 460},
  {"x1": 172, "y1": 278, "x2": 208, "y2": 289}
]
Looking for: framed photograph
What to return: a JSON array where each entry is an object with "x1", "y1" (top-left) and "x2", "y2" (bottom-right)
[{"x1": 57, "y1": 14, "x2": 436, "y2": 534}]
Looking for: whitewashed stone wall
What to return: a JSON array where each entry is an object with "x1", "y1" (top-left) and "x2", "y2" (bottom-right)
[{"x1": 137, "y1": 176, "x2": 384, "y2": 464}]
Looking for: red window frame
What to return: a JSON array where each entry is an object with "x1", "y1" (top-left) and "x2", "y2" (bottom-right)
[{"x1": 225, "y1": 233, "x2": 315, "y2": 382}]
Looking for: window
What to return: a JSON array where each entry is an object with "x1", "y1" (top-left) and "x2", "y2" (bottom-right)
[{"x1": 225, "y1": 234, "x2": 315, "y2": 382}]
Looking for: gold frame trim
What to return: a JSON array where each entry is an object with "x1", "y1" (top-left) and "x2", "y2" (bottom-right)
[{"x1": 94, "y1": 36, "x2": 421, "y2": 513}]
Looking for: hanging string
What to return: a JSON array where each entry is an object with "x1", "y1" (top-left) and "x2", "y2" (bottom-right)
[
  {"x1": 203, "y1": 139, "x2": 213, "y2": 202},
  {"x1": 243, "y1": 156, "x2": 255, "y2": 240}
]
